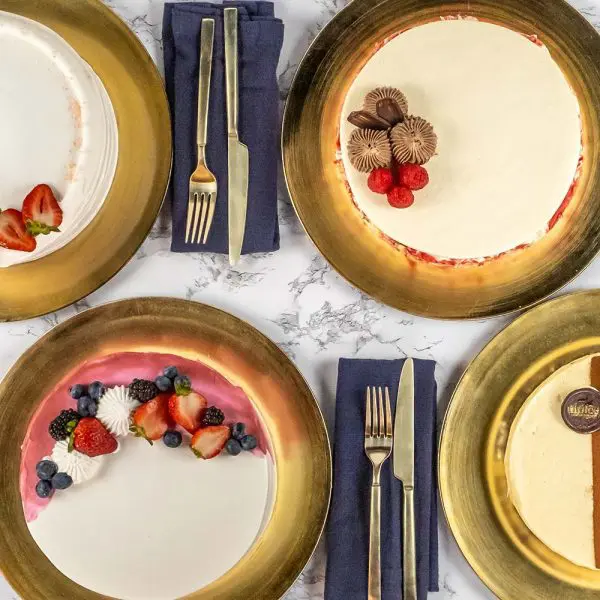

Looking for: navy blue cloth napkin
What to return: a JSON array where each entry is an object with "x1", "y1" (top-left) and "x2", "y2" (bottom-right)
[
  {"x1": 325, "y1": 359, "x2": 439, "y2": 600},
  {"x1": 163, "y1": 2, "x2": 284, "y2": 253}
]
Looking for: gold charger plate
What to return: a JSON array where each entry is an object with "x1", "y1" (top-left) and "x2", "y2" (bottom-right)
[
  {"x1": 283, "y1": 0, "x2": 600, "y2": 319},
  {"x1": 0, "y1": 0, "x2": 171, "y2": 322},
  {"x1": 0, "y1": 298, "x2": 332, "y2": 599},
  {"x1": 440, "y1": 290, "x2": 600, "y2": 599}
]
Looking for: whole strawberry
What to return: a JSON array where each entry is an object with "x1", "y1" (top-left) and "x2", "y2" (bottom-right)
[
  {"x1": 387, "y1": 186, "x2": 414, "y2": 209},
  {"x1": 367, "y1": 167, "x2": 394, "y2": 195},
  {"x1": 72, "y1": 418, "x2": 118, "y2": 457},
  {"x1": 397, "y1": 164, "x2": 429, "y2": 191}
]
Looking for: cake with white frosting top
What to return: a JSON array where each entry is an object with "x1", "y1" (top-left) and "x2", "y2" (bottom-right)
[{"x1": 339, "y1": 18, "x2": 582, "y2": 262}]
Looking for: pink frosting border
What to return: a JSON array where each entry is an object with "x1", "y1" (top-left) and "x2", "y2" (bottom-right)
[{"x1": 20, "y1": 352, "x2": 271, "y2": 522}]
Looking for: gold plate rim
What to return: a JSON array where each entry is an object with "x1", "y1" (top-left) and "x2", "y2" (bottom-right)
[
  {"x1": 0, "y1": 297, "x2": 332, "y2": 599},
  {"x1": 439, "y1": 290, "x2": 600, "y2": 599},
  {"x1": 282, "y1": 0, "x2": 600, "y2": 320},
  {"x1": 0, "y1": 0, "x2": 172, "y2": 322}
]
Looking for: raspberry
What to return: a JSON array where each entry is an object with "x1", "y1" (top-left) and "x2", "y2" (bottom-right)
[
  {"x1": 398, "y1": 163, "x2": 429, "y2": 190},
  {"x1": 387, "y1": 186, "x2": 414, "y2": 209},
  {"x1": 367, "y1": 168, "x2": 394, "y2": 195}
]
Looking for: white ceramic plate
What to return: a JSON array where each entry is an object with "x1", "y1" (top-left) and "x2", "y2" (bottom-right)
[{"x1": 0, "y1": 10, "x2": 118, "y2": 268}]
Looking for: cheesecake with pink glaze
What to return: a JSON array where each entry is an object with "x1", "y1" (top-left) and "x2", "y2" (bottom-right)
[{"x1": 21, "y1": 351, "x2": 275, "y2": 600}]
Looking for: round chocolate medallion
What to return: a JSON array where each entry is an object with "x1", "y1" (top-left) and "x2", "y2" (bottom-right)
[{"x1": 561, "y1": 387, "x2": 600, "y2": 433}]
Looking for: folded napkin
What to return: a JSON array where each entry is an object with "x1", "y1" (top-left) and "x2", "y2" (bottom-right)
[
  {"x1": 163, "y1": 2, "x2": 284, "y2": 254},
  {"x1": 325, "y1": 359, "x2": 439, "y2": 600}
]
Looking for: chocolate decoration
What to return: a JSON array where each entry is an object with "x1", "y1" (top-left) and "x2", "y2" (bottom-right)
[
  {"x1": 561, "y1": 387, "x2": 600, "y2": 433},
  {"x1": 376, "y1": 98, "x2": 404, "y2": 126},
  {"x1": 347, "y1": 110, "x2": 390, "y2": 130}
]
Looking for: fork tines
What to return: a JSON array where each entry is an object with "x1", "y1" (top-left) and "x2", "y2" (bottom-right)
[
  {"x1": 365, "y1": 386, "x2": 393, "y2": 439},
  {"x1": 185, "y1": 191, "x2": 215, "y2": 245}
]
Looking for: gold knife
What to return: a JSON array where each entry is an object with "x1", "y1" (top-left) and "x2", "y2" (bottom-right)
[
  {"x1": 393, "y1": 358, "x2": 417, "y2": 600},
  {"x1": 224, "y1": 7, "x2": 249, "y2": 266}
]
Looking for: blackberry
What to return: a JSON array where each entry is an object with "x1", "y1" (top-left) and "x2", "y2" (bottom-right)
[
  {"x1": 128, "y1": 379, "x2": 159, "y2": 403},
  {"x1": 202, "y1": 406, "x2": 225, "y2": 427},
  {"x1": 49, "y1": 409, "x2": 81, "y2": 441}
]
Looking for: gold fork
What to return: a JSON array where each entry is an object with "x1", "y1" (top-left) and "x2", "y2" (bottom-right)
[
  {"x1": 364, "y1": 386, "x2": 393, "y2": 600},
  {"x1": 186, "y1": 18, "x2": 218, "y2": 245}
]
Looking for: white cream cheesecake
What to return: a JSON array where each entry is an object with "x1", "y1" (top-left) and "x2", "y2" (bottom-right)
[
  {"x1": 339, "y1": 19, "x2": 582, "y2": 261},
  {"x1": 505, "y1": 355, "x2": 600, "y2": 569}
]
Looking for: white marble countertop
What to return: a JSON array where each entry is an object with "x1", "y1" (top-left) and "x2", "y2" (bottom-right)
[{"x1": 2, "y1": 0, "x2": 600, "y2": 598}]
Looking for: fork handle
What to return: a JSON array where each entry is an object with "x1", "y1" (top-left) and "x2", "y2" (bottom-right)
[
  {"x1": 197, "y1": 18, "x2": 215, "y2": 149},
  {"x1": 368, "y1": 481, "x2": 382, "y2": 600},
  {"x1": 403, "y1": 486, "x2": 418, "y2": 600}
]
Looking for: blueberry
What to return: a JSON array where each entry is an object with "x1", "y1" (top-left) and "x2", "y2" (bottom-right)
[
  {"x1": 87, "y1": 399, "x2": 98, "y2": 417},
  {"x1": 77, "y1": 395, "x2": 97, "y2": 418},
  {"x1": 36, "y1": 460, "x2": 58, "y2": 481},
  {"x1": 35, "y1": 479, "x2": 53, "y2": 499},
  {"x1": 51, "y1": 472, "x2": 73, "y2": 490},
  {"x1": 174, "y1": 375, "x2": 191, "y2": 395},
  {"x1": 155, "y1": 375, "x2": 173, "y2": 393},
  {"x1": 88, "y1": 381, "x2": 106, "y2": 401},
  {"x1": 226, "y1": 438, "x2": 242, "y2": 456},
  {"x1": 231, "y1": 422, "x2": 246, "y2": 441},
  {"x1": 69, "y1": 384, "x2": 86, "y2": 400},
  {"x1": 240, "y1": 435, "x2": 257, "y2": 451},
  {"x1": 164, "y1": 366, "x2": 179, "y2": 380},
  {"x1": 163, "y1": 430, "x2": 182, "y2": 448}
]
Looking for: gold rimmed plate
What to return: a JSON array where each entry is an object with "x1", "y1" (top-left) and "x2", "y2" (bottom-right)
[
  {"x1": 440, "y1": 290, "x2": 600, "y2": 598},
  {"x1": 282, "y1": 0, "x2": 600, "y2": 319},
  {"x1": 0, "y1": 0, "x2": 171, "y2": 322},
  {"x1": 0, "y1": 298, "x2": 331, "y2": 599}
]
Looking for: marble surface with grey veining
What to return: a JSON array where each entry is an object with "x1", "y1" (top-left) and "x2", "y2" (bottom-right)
[{"x1": 3, "y1": 0, "x2": 600, "y2": 598}]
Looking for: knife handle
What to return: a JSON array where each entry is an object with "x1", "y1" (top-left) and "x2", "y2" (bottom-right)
[
  {"x1": 368, "y1": 482, "x2": 382, "y2": 600},
  {"x1": 403, "y1": 486, "x2": 418, "y2": 600},
  {"x1": 224, "y1": 8, "x2": 239, "y2": 137},
  {"x1": 197, "y1": 19, "x2": 215, "y2": 150}
]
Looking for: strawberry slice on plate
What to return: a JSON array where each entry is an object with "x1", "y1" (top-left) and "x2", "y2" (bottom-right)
[
  {"x1": 190, "y1": 426, "x2": 230, "y2": 460},
  {"x1": 72, "y1": 418, "x2": 118, "y2": 457},
  {"x1": 131, "y1": 395, "x2": 170, "y2": 443},
  {"x1": 22, "y1": 184, "x2": 63, "y2": 236},
  {"x1": 168, "y1": 389, "x2": 208, "y2": 434},
  {"x1": 0, "y1": 208, "x2": 36, "y2": 252}
]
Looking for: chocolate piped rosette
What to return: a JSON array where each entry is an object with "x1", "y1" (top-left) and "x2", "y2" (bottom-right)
[
  {"x1": 346, "y1": 86, "x2": 438, "y2": 209},
  {"x1": 33, "y1": 366, "x2": 259, "y2": 500}
]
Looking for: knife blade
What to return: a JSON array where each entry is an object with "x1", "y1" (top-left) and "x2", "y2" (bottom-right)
[
  {"x1": 393, "y1": 358, "x2": 415, "y2": 486},
  {"x1": 393, "y1": 358, "x2": 418, "y2": 600},
  {"x1": 224, "y1": 8, "x2": 249, "y2": 266}
]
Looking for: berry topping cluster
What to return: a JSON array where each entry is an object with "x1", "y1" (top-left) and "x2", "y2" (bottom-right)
[
  {"x1": 0, "y1": 184, "x2": 63, "y2": 253},
  {"x1": 36, "y1": 365, "x2": 261, "y2": 500},
  {"x1": 347, "y1": 86, "x2": 437, "y2": 210},
  {"x1": 367, "y1": 163, "x2": 430, "y2": 209},
  {"x1": 34, "y1": 459, "x2": 73, "y2": 499}
]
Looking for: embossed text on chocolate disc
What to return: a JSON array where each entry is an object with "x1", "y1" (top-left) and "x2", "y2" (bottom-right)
[{"x1": 561, "y1": 387, "x2": 600, "y2": 433}]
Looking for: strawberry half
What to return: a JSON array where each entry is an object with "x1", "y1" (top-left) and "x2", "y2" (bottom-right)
[
  {"x1": 131, "y1": 395, "x2": 171, "y2": 444},
  {"x1": 190, "y1": 426, "x2": 230, "y2": 459},
  {"x1": 72, "y1": 418, "x2": 118, "y2": 457},
  {"x1": 0, "y1": 209, "x2": 36, "y2": 252},
  {"x1": 22, "y1": 184, "x2": 63, "y2": 236},
  {"x1": 168, "y1": 390, "x2": 207, "y2": 434}
]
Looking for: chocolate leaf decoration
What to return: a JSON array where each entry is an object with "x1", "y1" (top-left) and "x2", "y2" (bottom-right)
[
  {"x1": 347, "y1": 110, "x2": 390, "y2": 130},
  {"x1": 376, "y1": 98, "x2": 404, "y2": 126}
]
